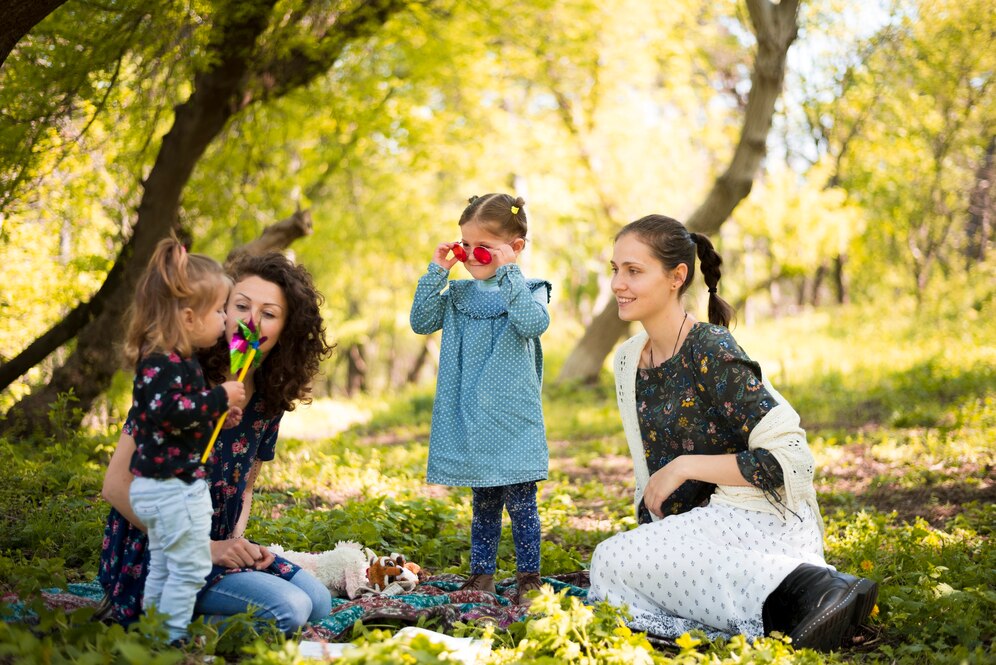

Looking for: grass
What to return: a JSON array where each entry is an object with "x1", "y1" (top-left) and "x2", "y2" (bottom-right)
[{"x1": 1, "y1": 300, "x2": 994, "y2": 662}]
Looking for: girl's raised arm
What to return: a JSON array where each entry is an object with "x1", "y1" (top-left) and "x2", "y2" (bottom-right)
[
  {"x1": 410, "y1": 262, "x2": 451, "y2": 334},
  {"x1": 497, "y1": 265, "x2": 550, "y2": 338}
]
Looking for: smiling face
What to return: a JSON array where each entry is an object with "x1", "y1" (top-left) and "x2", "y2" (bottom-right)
[
  {"x1": 457, "y1": 220, "x2": 522, "y2": 280},
  {"x1": 610, "y1": 232, "x2": 683, "y2": 324},
  {"x1": 225, "y1": 275, "x2": 287, "y2": 357}
]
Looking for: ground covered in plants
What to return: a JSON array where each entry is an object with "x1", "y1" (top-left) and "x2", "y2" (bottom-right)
[{"x1": 1, "y1": 303, "x2": 993, "y2": 663}]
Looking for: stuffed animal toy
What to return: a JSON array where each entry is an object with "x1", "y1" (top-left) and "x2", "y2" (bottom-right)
[
  {"x1": 366, "y1": 552, "x2": 420, "y2": 594},
  {"x1": 268, "y1": 541, "x2": 373, "y2": 600},
  {"x1": 404, "y1": 560, "x2": 423, "y2": 580}
]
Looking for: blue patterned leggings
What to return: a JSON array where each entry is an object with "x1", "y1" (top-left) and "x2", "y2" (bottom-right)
[{"x1": 470, "y1": 481, "x2": 541, "y2": 574}]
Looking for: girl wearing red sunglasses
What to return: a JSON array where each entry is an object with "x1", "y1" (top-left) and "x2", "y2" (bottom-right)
[{"x1": 410, "y1": 193, "x2": 551, "y2": 605}]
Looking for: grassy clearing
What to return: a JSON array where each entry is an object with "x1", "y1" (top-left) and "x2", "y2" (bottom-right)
[{"x1": 1, "y1": 301, "x2": 994, "y2": 662}]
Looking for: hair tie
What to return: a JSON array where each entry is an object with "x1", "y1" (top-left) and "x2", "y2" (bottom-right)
[
  {"x1": 708, "y1": 287, "x2": 717, "y2": 293},
  {"x1": 510, "y1": 206, "x2": 519, "y2": 214}
]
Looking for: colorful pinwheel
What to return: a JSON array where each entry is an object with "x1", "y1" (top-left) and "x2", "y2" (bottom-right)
[
  {"x1": 230, "y1": 318, "x2": 268, "y2": 374},
  {"x1": 201, "y1": 317, "x2": 266, "y2": 463}
]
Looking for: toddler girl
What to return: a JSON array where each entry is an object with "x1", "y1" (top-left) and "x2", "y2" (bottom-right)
[
  {"x1": 124, "y1": 237, "x2": 244, "y2": 644},
  {"x1": 410, "y1": 194, "x2": 551, "y2": 604}
]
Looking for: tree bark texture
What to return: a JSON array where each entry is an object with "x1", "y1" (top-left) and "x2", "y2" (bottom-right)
[
  {"x1": 965, "y1": 135, "x2": 994, "y2": 266},
  {"x1": 0, "y1": 0, "x2": 68, "y2": 67},
  {"x1": 225, "y1": 209, "x2": 313, "y2": 264},
  {"x1": 3, "y1": 0, "x2": 409, "y2": 436},
  {"x1": 555, "y1": 0, "x2": 800, "y2": 384},
  {"x1": 2, "y1": 0, "x2": 278, "y2": 434}
]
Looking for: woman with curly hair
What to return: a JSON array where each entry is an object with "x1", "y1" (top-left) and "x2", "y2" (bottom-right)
[{"x1": 98, "y1": 252, "x2": 335, "y2": 636}]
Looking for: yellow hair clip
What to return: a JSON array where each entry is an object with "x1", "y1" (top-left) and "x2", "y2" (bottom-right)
[{"x1": 510, "y1": 206, "x2": 519, "y2": 214}]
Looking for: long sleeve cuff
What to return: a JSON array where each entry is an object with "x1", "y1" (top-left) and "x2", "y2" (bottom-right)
[{"x1": 426, "y1": 262, "x2": 449, "y2": 277}]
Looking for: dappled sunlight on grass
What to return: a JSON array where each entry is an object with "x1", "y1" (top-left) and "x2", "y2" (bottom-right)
[
  {"x1": 279, "y1": 398, "x2": 373, "y2": 440},
  {"x1": 734, "y1": 303, "x2": 996, "y2": 430},
  {"x1": 2, "y1": 300, "x2": 994, "y2": 662}
]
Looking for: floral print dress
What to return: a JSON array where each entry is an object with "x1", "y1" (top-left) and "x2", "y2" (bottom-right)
[
  {"x1": 588, "y1": 323, "x2": 827, "y2": 640},
  {"x1": 98, "y1": 389, "x2": 298, "y2": 624},
  {"x1": 634, "y1": 322, "x2": 783, "y2": 524}
]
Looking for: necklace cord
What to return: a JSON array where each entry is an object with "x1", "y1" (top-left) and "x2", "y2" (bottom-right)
[{"x1": 650, "y1": 311, "x2": 688, "y2": 368}]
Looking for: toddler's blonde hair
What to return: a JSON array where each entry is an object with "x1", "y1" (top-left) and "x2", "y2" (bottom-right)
[{"x1": 125, "y1": 236, "x2": 230, "y2": 363}]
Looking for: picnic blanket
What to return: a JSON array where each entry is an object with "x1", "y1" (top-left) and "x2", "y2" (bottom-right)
[
  {"x1": 1, "y1": 581, "x2": 107, "y2": 621},
  {"x1": 1, "y1": 572, "x2": 591, "y2": 641},
  {"x1": 307, "y1": 572, "x2": 589, "y2": 640}
]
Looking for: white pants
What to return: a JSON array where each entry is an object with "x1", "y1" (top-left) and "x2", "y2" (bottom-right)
[
  {"x1": 588, "y1": 502, "x2": 826, "y2": 640},
  {"x1": 130, "y1": 476, "x2": 213, "y2": 642}
]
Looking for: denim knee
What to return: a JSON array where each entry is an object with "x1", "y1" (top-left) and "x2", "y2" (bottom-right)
[
  {"x1": 291, "y1": 569, "x2": 332, "y2": 621},
  {"x1": 268, "y1": 587, "x2": 313, "y2": 635}
]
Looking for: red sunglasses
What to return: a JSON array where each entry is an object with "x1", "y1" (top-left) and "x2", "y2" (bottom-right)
[{"x1": 451, "y1": 243, "x2": 495, "y2": 265}]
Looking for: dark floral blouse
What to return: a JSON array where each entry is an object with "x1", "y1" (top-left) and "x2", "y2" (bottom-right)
[
  {"x1": 635, "y1": 323, "x2": 783, "y2": 524},
  {"x1": 98, "y1": 388, "x2": 299, "y2": 624},
  {"x1": 129, "y1": 351, "x2": 228, "y2": 482}
]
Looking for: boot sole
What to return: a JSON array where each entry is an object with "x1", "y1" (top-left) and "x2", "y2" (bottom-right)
[
  {"x1": 790, "y1": 577, "x2": 879, "y2": 651},
  {"x1": 835, "y1": 573, "x2": 879, "y2": 631}
]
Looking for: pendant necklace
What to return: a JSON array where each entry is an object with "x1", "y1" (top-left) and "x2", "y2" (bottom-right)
[{"x1": 650, "y1": 311, "x2": 688, "y2": 368}]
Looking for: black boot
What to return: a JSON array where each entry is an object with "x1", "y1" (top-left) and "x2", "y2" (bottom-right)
[{"x1": 762, "y1": 564, "x2": 878, "y2": 652}]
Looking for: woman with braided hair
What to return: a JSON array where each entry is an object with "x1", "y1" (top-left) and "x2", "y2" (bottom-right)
[{"x1": 588, "y1": 214, "x2": 876, "y2": 652}]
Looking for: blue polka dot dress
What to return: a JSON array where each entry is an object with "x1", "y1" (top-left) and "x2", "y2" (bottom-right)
[{"x1": 410, "y1": 262, "x2": 551, "y2": 487}]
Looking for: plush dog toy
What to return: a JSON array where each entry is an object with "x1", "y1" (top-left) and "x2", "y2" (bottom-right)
[{"x1": 268, "y1": 541, "x2": 373, "y2": 600}]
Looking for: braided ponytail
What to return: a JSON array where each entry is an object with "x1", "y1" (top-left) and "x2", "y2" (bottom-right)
[
  {"x1": 690, "y1": 232, "x2": 733, "y2": 327},
  {"x1": 617, "y1": 215, "x2": 737, "y2": 328}
]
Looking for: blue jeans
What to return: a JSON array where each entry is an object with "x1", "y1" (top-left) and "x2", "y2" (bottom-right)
[
  {"x1": 470, "y1": 481, "x2": 541, "y2": 574},
  {"x1": 195, "y1": 567, "x2": 332, "y2": 636},
  {"x1": 130, "y1": 477, "x2": 213, "y2": 642}
]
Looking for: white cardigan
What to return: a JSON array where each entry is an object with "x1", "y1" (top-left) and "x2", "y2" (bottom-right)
[{"x1": 614, "y1": 331, "x2": 824, "y2": 534}]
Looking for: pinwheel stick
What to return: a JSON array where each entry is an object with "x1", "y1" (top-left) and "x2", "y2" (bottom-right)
[{"x1": 200, "y1": 347, "x2": 255, "y2": 464}]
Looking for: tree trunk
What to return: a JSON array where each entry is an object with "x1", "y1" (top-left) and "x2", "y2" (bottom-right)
[
  {"x1": 965, "y1": 135, "x2": 995, "y2": 267},
  {"x1": 556, "y1": 0, "x2": 800, "y2": 384},
  {"x1": 556, "y1": 300, "x2": 631, "y2": 384},
  {"x1": 2, "y1": 0, "x2": 278, "y2": 435},
  {"x1": 0, "y1": 0, "x2": 68, "y2": 67},
  {"x1": 809, "y1": 262, "x2": 827, "y2": 307},
  {"x1": 1, "y1": 0, "x2": 408, "y2": 436},
  {"x1": 832, "y1": 254, "x2": 849, "y2": 304},
  {"x1": 345, "y1": 345, "x2": 368, "y2": 396},
  {"x1": 405, "y1": 339, "x2": 433, "y2": 385}
]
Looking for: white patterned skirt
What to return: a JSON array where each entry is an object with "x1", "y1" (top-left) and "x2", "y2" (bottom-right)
[{"x1": 588, "y1": 502, "x2": 826, "y2": 640}]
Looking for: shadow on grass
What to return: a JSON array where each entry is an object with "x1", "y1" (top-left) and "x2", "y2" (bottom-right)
[{"x1": 788, "y1": 357, "x2": 996, "y2": 430}]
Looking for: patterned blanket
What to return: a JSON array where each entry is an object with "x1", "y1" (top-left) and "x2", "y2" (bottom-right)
[
  {"x1": 1, "y1": 581, "x2": 107, "y2": 621},
  {"x1": 2, "y1": 573, "x2": 591, "y2": 642},
  {"x1": 307, "y1": 572, "x2": 589, "y2": 640}
]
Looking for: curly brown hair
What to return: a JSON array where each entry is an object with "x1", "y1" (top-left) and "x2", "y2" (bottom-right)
[{"x1": 199, "y1": 252, "x2": 334, "y2": 418}]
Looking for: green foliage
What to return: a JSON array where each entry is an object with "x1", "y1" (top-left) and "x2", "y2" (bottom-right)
[
  {"x1": 2, "y1": 301, "x2": 994, "y2": 662},
  {"x1": 0, "y1": 593, "x2": 287, "y2": 663},
  {"x1": 0, "y1": 395, "x2": 110, "y2": 573}
]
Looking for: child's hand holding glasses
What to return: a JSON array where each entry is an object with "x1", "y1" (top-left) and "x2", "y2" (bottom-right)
[
  {"x1": 432, "y1": 242, "x2": 462, "y2": 270},
  {"x1": 484, "y1": 242, "x2": 518, "y2": 267},
  {"x1": 447, "y1": 239, "x2": 522, "y2": 267}
]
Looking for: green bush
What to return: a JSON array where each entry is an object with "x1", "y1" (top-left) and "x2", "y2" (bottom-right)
[{"x1": 1, "y1": 301, "x2": 994, "y2": 662}]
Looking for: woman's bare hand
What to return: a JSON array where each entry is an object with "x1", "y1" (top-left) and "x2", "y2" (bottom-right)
[
  {"x1": 211, "y1": 538, "x2": 266, "y2": 568},
  {"x1": 254, "y1": 544, "x2": 276, "y2": 570},
  {"x1": 643, "y1": 458, "x2": 688, "y2": 518}
]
